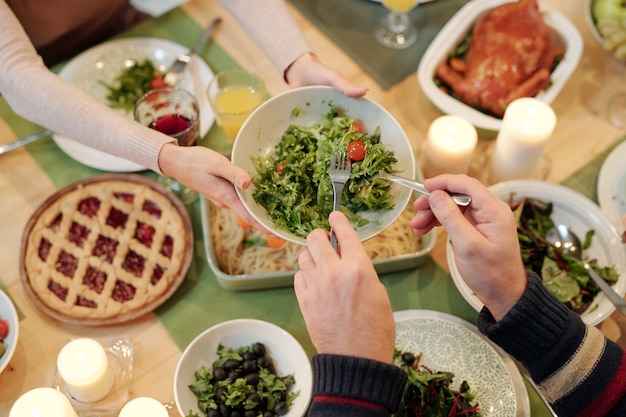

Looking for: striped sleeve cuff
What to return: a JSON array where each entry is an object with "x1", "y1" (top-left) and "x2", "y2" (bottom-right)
[
  {"x1": 311, "y1": 354, "x2": 407, "y2": 414},
  {"x1": 478, "y1": 271, "x2": 626, "y2": 416}
]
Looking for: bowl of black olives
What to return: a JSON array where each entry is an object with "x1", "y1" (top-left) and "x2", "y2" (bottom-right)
[{"x1": 174, "y1": 319, "x2": 312, "y2": 417}]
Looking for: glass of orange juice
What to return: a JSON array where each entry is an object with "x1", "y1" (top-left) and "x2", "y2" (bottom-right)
[
  {"x1": 374, "y1": 0, "x2": 419, "y2": 49},
  {"x1": 207, "y1": 69, "x2": 266, "y2": 141}
]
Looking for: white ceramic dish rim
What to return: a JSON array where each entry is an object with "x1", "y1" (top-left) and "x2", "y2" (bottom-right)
[
  {"x1": 0, "y1": 290, "x2": 19, "y2": 374},
  {"x1": 585, "y1": 0, "x2": 607, "y2": 44},
  {"x1": 417, "y1": 0, "x2": 583, "y2": 132},
  {"x1": 55, "y1": 37, "x2": 215, "y2": 172},
  {"x1": 597, "y1": 140, "x2": 626, "y2": 230},
  {"x1": 174, "y1": 318, "x2": 313, "y2": 417},
  {"x1": 231, "y1": 86, "x2": 415, "y2": 245},
  {"x1": 393, "y1": 309, "x2": 530, "y2": 417},
  {"x1": 447, "y1": 180, "x2": 626, "y2": 326}
]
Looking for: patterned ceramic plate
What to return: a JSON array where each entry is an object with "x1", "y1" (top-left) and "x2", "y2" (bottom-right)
[{"x1": 393, "y1": 310, "x2": 530, "y2": 417}]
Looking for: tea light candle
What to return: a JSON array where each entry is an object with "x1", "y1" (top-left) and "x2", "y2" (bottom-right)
[
  {"x1": 490, "y1": 98, "x2": 556, "y2": 183},
  {"x1": 119, "y1": 397, "x2": 168, "y2": 417},
  {"x1": 56, "y1": 338, "x2": 114, "y2": 403},
  {"x1": 424, "y1": 115, "x2": 477, "y2": 177},
  {"x1": 9, "y1": 387, "x2": 77, "y2": 417}
]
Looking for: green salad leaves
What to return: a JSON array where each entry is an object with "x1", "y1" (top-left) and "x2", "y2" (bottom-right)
[
  {"x1": 393, "y1": 350, "x2": 481, "y2": 417},
  {"x1": 100, "y1": 59, "x2": 162, "y2": 113},
  {"x1": 512, "y1": 196, "x2": 619, "y2": 313},
  {"x1": 251, "y1": 102, "x2": 398, "y2": 238},
  {"x1": 186, "y1": 343, "x2": 298, "y2": 417}
]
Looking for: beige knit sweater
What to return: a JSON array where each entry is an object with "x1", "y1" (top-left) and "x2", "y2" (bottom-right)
[{"x1": 0, "y1": 0, "x2": 311, "y2": 173}]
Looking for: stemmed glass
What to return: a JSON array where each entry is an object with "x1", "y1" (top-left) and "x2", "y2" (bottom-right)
[
  {"x1": 134, "y1": 87, "x2": 200, "y2": 205},
  {"x1": 374, "y1": 0, "x2": 419, "y2": 49}
]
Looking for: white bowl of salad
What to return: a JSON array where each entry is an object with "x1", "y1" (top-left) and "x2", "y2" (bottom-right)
[
  {"x1": 447, "y1": 180, "x2": 626, "y2": 326},
  {"x1": 174, "y1": 319, "x2": 312, "y2": 417},
  {"x1": 231, "y1": 86, "x2": 416, "y2": 245},
  {"x1": 0, "y1": 289, "x2": 19, "y2": 374}
]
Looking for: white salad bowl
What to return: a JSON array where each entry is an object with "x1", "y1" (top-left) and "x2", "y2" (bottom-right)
[
  {"x1": 174, "y1": 319, "x2": 312, "y2": 417},
  {"x1": 231, "y1": 86, "x2": 415, "y2": 245},
  {"x1": 448, "y1": 180, "x2": 626, "y2": 326}
]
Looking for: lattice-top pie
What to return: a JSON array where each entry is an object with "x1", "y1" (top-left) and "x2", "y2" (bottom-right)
[{"x1": 20, "y1": 174, "x2": 193, "y2": 325}]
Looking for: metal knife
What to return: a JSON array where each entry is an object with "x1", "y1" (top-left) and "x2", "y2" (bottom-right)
[{"x1": 0, "y1": 130, "x2": 52, "y2": 155}]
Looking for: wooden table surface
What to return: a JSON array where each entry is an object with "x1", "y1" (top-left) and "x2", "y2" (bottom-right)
[{"x1": 1, "y1": 0, "x2": 625, "y2": 414}]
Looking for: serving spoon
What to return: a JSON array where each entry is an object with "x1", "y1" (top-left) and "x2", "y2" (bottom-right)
[{"x1": 546, "y1": 225, "x2": 626, "y2": 315}]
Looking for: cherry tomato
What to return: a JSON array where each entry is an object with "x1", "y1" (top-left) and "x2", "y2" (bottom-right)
[
  {"x1": 353, "y1": 120, "x2": 366, "y2": 133},
  {"x1": 276, "y1": 160, "x2": 287, "y2": 176},
  {"x1": 0, "y1": 319, "x2": 9, "y2": 340},
  {"x1": 150, "y1": 76, "x2": 166, "y2": 90},
  {"x1": 347, "y1": 140, "x2": 367, "y2": 161},
  {"x1": 266, "y1": 235, "x2": 286, "y2": 249}
]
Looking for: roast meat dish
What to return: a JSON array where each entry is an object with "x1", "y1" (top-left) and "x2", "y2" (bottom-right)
[{"x1": 435, "y1": 0, "x2": 562, "y2": 117}]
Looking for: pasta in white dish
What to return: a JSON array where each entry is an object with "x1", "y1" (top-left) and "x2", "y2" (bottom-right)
[{"x1": 210, "y1": 202, "x2": 423, "y2": 276}]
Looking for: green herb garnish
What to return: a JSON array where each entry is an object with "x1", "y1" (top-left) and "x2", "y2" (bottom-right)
[
  {"x1": 393, "y1": 350, "x2": 481, "y2": 417},
  {"x1": 186, "y1": 342, "x2": 298, "y2": 417},
  {"x1": 512, "y1": 196, "x2": 619, "y2": 313},
  {"x1": 100, "y1": 58, "x2": 161, "y2": 113}
]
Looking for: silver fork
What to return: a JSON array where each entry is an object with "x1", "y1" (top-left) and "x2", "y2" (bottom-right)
[
  {"x1": 378, "y1": 173, "x2": 472, "y2": 206},
  {"x1": 329, "y1": 152, "x2": 351, "y2": 250},
  {"x1": 163, "y1": 17, "x2": 222, "y2": 86}
]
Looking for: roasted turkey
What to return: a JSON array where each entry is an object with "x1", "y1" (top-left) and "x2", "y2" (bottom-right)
[{"x1": 435, "y1": 0, "x2": 562, "y2": 117}]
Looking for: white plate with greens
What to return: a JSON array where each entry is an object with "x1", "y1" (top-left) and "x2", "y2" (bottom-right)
[
  {"x1": 55, "y1": 37, "x2": 215, "y2": 172},
  {"x1": 394, "y1": 310, "x2": 529, "y2": 417},
  {"x1": 598, "y1": 140, "x2": 626, "y2": 230}
]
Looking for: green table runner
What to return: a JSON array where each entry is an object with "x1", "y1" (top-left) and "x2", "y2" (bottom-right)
[
  {"x1": 8, "y1": 7, "x2": 624, "y2": 416},
  {"x1": 561, "y1": 137, "x2": 626, "y2": 204},
  {"x1": 289, "y1": 0, "x2": 470, "y2": 89}
]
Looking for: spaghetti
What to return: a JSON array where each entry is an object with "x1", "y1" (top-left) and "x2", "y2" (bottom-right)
[{"x1": 210, "y1": 201, "x2": 423, "y2": 276}]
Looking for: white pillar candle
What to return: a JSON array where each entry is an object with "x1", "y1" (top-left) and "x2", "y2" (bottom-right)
[
  {"x1": 424, "y1": 115, "x2": 477, "y2": 177},
  {"x1": 56, "y1": 338, "x2": 114, "y2": 403},
  {"x1": 9, "y1": 387, "x2": 77, "y2": 417},
  {"x1": 119, "y1": 397, "x2": 168, "y2": 417},
  {"x1": 490, "y1": 98, "x2": 556, "y2": 183}
]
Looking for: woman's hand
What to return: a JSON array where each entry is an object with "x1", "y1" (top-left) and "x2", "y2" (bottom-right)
[
  {"x1": 411, "y1": 175, "x2": 527, "y2": 320},
  {"x1": 294, "y1": 211, "x2": 395, "y2": 363},
  {"x1": 158, "y1": 143, "x2": 265, "y2": 231},
  {"x1": 285, "y1": 52, "x2": 369, "y2": 98}
]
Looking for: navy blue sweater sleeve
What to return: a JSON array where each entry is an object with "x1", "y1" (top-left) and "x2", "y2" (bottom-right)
[
  {"x1": 308, "y1": 354, "x2": 408, "y2": 417},
  {"x1": 477, "y1": 272, "x2": 626, "y2": 417}
]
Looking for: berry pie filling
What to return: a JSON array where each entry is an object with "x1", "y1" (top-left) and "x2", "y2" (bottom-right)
[{"x1": 25, "y1": 178, "x2": 190, "y2": 321}]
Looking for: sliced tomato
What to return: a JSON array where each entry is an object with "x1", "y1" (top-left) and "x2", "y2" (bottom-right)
[
  {"x1": 353, "y1": 120, "x2": 366, "y2": 133},
  {"x1": 276, "y1": 160, "x2": 287, "y2": 176},
  {"x1": 0, "y1": 319, "x2": 8, "y2": 340},
  {"x1": 266, "y1": 235, "x2": 286, "y2": 249},
  {"x1": 347, "y1": 140, "x2": 366, "y2": 161},
  {"x1": 151, "y1": 76, "x2": 166, "y2": 90}
]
